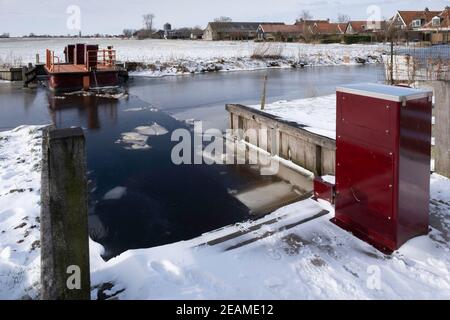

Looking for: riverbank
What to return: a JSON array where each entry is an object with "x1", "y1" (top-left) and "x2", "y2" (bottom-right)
[
  {"x1": 0, "y1": 39, "x2": 385, "y2": 78},
  {"x1": 1, "y1": 123, "x2": 450, "y2": 300}
]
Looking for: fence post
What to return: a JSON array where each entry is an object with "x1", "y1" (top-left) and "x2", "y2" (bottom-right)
[{"x1": 40, "y1": 127, "x2": 90, "y2": 300}]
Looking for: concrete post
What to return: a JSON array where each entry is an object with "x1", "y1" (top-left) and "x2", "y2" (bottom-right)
[
  {"x1": 41, "y1": 127, "x2": 90, "y2": 300},
  {"x1": 434, "y1": 82, "x2": 450, "y2": 178},
  {"x1": 421, "y1": 81, "x2": 450, "y2": 178}
]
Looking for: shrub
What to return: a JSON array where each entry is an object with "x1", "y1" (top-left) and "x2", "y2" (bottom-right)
[
  {"x1": 343, "y1": 35, "x2": 372, "y2": 44},
  {"x1": 320, "y1": 36, "x2": 342, "y2": 44},
  {"x1": 251, "y1": 43, "x2": 285, "y2": 60}
]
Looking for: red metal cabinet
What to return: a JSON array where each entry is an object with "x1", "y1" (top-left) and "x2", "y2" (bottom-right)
[
  {"x1": 314, "y1": 176, "x2": 335, "y2": 204},
  {"x1": 333, "y1": 83, "x2": 433, "y2": 253}
]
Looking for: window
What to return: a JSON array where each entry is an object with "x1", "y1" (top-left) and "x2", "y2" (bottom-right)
[
  {"x1": 412, "y1": 19, "x2": 422, "y2": 27},
  {"x1": 432, "y1": 17, "x2": 441, "y2": 27}
]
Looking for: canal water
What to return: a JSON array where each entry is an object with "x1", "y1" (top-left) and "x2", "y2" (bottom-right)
[{"x1": 0, "y1": 65, "x2": 382, "y2": 259}]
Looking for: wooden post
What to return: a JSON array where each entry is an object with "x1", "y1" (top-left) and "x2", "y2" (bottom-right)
[
  {"x1": 41, "y1": 127, "x2": 90, "y2": 300},
  {"x1": 390, "y1": 38, "x2": 394, "y2": 85},
  {"x1": 22, "y1": 66, "x2": 28, "y2": 87},
  {"x1": 261, "y1": 74, "x2": 268, "y2": 110}
]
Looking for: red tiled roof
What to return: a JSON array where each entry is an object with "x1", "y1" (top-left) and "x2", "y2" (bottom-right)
[
  {"x1": 259, "y1": 24, "x2": 303, "y2": 34},
  {"x1": 397, "y1": 10, "x2": 441, "y2": 27},
  {"x1": 311, "y1": 22, "x2": 346, "y2": 34},
  {"x1": 422, "y1": 8, "x2": 450, "y2": 28},
  {"x1": 347, "y1": 21, "x2": 368, "y2": 33}
]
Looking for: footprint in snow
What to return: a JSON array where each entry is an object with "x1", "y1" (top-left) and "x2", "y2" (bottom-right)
[{"x1": 149, "y1": 260, "x2": 185, "y2": 284}]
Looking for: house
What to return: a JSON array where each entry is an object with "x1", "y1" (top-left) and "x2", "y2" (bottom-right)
[
  {"x1": 419, "y1": 7, "x2": 450, "y2": 44},
  {"x1": 151, "y1": 30, "x2": 165, "y2": 39},
  {"x1": 256, "y1": 24, "x2": 303, "y2": 41},
  {"x1": 190, "y1": 29, "x2": 204, "y2": 40},
  {"x1": 311, "y1": 22, "x2": 347, "y2": 35},
  {"x1": 345, "y1": 20, "x2": 384, "y2": 34},
  {"x1": 203, "y1": 22, "x2": 284, "y2": 41},
  {"x1": 165, "y1": 28, "x2": 192, "y2": 39},
  {"x1": 390, "y1": 8, "x2": 441, "y2": 31}
]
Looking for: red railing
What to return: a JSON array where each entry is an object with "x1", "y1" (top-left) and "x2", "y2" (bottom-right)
[
  {"x1": 86, "y1": 49, "x2": 116, "y2": 70},
  {"x1": 46, "y1": 47, "x2": 116, "y2": 72},
  {"x1": 46, "y1": 49, "x2": 61, "y2": 72}
]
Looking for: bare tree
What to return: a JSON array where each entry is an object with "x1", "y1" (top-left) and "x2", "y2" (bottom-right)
[
  {"x1": 214, "y1": 16, "x2": 232, "y2": 22},
  {"x1": 143, "y1": 13, "x2": 155, "y2": 31},
  {"x1": 122, "y1": 29, "x2": 135, "y2": 38},
  {"x1": 296, "y1": 10, "x2": 314, "y2": 43},
  {"x1": 337, "y1": 13, "x2": 350, "y2": 23},
  {"x1": 298, "y1": 10, "x2": 313, "y2": 21}
]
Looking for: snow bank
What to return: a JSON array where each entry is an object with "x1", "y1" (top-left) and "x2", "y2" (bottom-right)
[
  {"x1": 0, "y1": 38, "x2": 384, "y2": 78},
  {"x1": 0, "y1": 125, "x2": 45, "y2": 299}
]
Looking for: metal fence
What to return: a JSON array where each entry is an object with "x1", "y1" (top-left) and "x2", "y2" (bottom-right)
[{"x1": 380, "y1": 44, "x2": 450, "y2": 83}]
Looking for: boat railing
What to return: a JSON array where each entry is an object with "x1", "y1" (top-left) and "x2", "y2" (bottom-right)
[
  {"x1": 45, "y1": 49, "x2": 61, "y2": 72},
  {"x1": 86, "y1": 49, "x2": 116, "y2": 70}
]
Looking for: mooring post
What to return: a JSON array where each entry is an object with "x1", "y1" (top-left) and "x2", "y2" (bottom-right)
[
  {"x1": 260, "y1": 74, "x2": 268, "y2": 110},
  {"x1": 41, "y1": 127, "x2": 90, "y2": 300},
  {"x1": 22, "y1": 66, "x2": 28, "y2": 88}
]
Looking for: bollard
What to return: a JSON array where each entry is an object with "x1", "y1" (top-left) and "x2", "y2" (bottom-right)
[{"x1": 40, "y1": 127, "x2": 90, "y2": 300}]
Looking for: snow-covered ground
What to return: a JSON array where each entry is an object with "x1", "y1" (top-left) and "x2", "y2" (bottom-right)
[
  {"x1": 249, "y1": 95, "x2": 337, "y2": 139},
  {"x1": 0, "y1": 126, "x2": 43, "y2": 299},
  {"x1": 1, "y1": 122, "x2": 450, "y2": 299},
  {"x1": 0, "y1": 38, "x2": 385, "y2": 77}
]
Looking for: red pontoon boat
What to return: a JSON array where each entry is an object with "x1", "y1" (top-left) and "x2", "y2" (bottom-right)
[{"x1": 45, "y1": 43, "x2": 120, "y2": 92}]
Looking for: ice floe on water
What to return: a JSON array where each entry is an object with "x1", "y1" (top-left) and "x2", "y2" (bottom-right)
[
  {"x1": 135, "y1": 123, "x2": 168, "y2": 136},
  {"x1": 116, "y1": 132, "x2": 150, "y2": 150},
  {"x1": 115, "y1": 122, "x2": 169, "y2": 150},
  {"x1": 122, "y1": 106, "x2": 159, "y2": 112},
  {"x1": 64, "y1": 88, "x2": 128, "y2": 100},
  {"x1": 103, "y1": 186, "x2": 127, "y2": 200}
]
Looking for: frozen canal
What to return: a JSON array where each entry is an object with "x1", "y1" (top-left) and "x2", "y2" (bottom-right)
[{"x1": 0, "y1": 64, "x2": 382, "y2": 259}]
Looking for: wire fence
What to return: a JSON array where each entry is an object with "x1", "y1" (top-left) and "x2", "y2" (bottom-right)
[{"x1": 380, "y1": 44, "x2": 450, "y2": 83}]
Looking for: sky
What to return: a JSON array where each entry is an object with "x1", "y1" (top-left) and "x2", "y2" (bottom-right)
[{"x1": 0, "y1": 0, "x2": 449, "y2": 36}]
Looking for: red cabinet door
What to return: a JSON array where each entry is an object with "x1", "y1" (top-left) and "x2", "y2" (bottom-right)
[{"x1": 335, "y1": 139, "x2": 395, "y2": 243}]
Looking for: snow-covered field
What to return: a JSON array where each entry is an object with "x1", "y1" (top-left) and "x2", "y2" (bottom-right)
[
  {"x1": 0, "y1": 38, "x2": 385, "y2": 77},
  {"x1": 1, "y1": 122, "x2": 450, "y2": 299}
]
